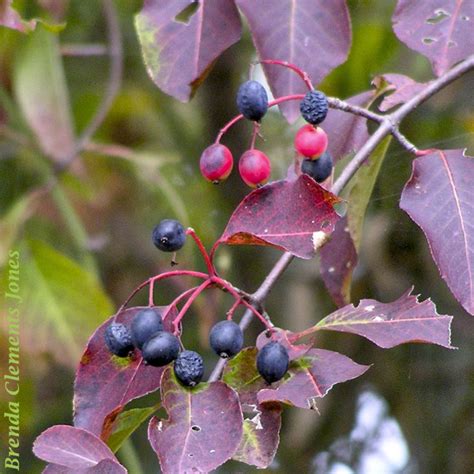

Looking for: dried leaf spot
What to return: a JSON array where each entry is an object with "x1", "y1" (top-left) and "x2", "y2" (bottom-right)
[
  {"x1": 306, "y1": 397, "x2": 320, "y2": 413},
  {"x1": 312, "y1": 231, "x2": 330, "y2": 251},
  {"x1": 191, "y1": 425, "x2": 201, "y2": 432},
  {"x1": 426, "y1": 9, "x2": 450, "y2": 25},
  {"x1": 448, "y1": 40, "x2": 457, "y2": 48}
]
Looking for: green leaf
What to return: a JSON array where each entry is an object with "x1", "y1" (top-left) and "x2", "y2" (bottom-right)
[
  {"x1": 13, "y1": 26, "x2": 75, "y2": 162},
  {"x1": 106, "y1": 405, "x2": 159, "y2": 453},
  {"x1": 346, "y1": 136, "x2": 392, "y2": 250},
  {"x1": 15, "y1": 239, "x2": 113, "y2": 366}
]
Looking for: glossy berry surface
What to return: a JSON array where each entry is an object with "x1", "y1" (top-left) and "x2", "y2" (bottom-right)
[
  {"x1": 294, "y1": 124, "x2": 328, "y2": 159},
  {"x1": 238, "y1": 149, "x2": 271, "y2": 188},
  {"x1": 152, "y1": 219, "x2": 186, "y2": 252},
  {"x1": 209, "y1": 320, "x2": 244, "y2": 358},
  {"x1": 236, "y1": 80, "x2": 268, "y2": 121},
  {"x1": 131, "y1": 308, "x2": 164, "y2": 349},
  {"x1": 257, "y1": 341, "x2": 289, "y2": 384},
  {"x1": 301, "y1": 151, "x2": 333, "y2": 183},
  {"x1": 142, "y1": 331, "x2": 180, "y2": 367},
  {"x1": 104, "y1": 323, "x2": 134, "y2": 357},
  {"x1": 300, "y1": 90, "x2": 329, "y2": 125},
  {"x1": 200, "y1": 144, "x2": 233, "y2": 183},
  {"x1": 174, "y1": 350, "x2": 204, "y2": 387}
]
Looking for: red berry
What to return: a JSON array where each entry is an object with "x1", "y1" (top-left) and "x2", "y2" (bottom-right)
[
  {"x1": 294, "y1": 124, "x2": 328, "y2": 159},
  {"x1": 200, "y1": 144, "x2": 233, "y2": 183},
  {"x1": 238, "y1": 149, "x2": 271, "y2": 188}
]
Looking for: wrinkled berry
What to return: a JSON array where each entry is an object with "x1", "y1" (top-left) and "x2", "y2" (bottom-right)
[
  {"x1": 257, "y1": 341, "x2": 289, "y2": 384},
  {"x1": 142, "y1": 331, "x2": 180, "y2": 367},
  {"x1": 200, "y1": 143, "x2": 234, "y2": 183},
  {"x1": 300, "y1": 90, "x2": 328, "y2": 125},
  {"x1": 294, "y1": 124, "x2": 328, "y2": 159},
  {"x1": 131, "y1": 308, "x2": 164, "y2": 349},
  {"x1": 301, "y1": 151, "x2": 333, "y2": 182},
  {"x1": 209, "y1": 320, "x2": 244, "y2": 358},
  {"x1": 104, "y1": 323, "x2": 134, "y2": 357},
  {"x1": 174, "y1": 350, "x2": 204, "y2": 387},
  {"x1": 238, "y1": 149, "x2": 271, "y2": 188},
  {"x1": 236, "y1": 80, "x2": 268, "y2": 121},
  {"x1": 152, "y1": 219, "x2": 186, "y2": 252}
]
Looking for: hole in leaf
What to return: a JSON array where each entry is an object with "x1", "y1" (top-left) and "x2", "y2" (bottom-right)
[
  {"x1": 175, "y1": 1, "x2": 200, "y2": 24},
  {"x1": 191, "y1": 425, "x2": 201, "y2": 432},
  {"x1": 333, "y1": 201, "x2": 348, "y2": 217},
  {"x1": 447, "y1": 40, "x2": 457, "y2": 48},
  {"x1": 422, "y1": 37, "x2": 436, "y2": 45},
  {"x1": 321, "y1": 219, "x2": 331, "y2": 230},
  {"x1": 461, "y1": 15, "x2": 470, "y2": 21},
  {"x1": 426, "y1": 9, "x2": 450, "y2": 24}
]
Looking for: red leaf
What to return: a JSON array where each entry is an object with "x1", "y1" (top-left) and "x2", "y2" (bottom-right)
[
  {"x1": 73, "y1": 306, "x2": 177, "y2": 437},
  {"x1": 218, "y1": 175, "x2": 343, "y2": 259},
  {"x1": 148, "y1": 368, "x2": 243, "y2": 474},
  {"x1": 236, "y1": 0, "x2": 351, "y2": 122},
  {"x1": 320, "y1": 216, "x2": 358, "y2": 307},
  {"x1": 43, "y1": 459, "x2": 126, "y2": 473},
  {"x1": 375, "y1": 73, "x2": 429, "y2": 111},
  {"x1": 400, "y1": 149, "x2": 474, "y2": 315},
  {"x1": 392, "y1": 0, "x2": 474, "y2": 76},
  {"x1": 324, "y1": 91, "x2": 373, "y2": 163},
  {"x1": 313, "y1": 288, "x2": 455, "y2": 348},
  {"x1": 257, "y1": 349, "x2": 370, "y2": 409},
  {"x1": 33, "y1": 425, "x2": 125, "y2": 473},
  {"x1": 135, "y1": 0, "x2": 241, "y2": 101}
]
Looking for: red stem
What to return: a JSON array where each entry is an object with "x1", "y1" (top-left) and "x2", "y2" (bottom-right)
[
  {"x1": 215, "y1": 94, "x2": 305, "y2": 143},
  {"x1": 165, "y1": 285, "x2": 202, "y2": 320},
  {"x1": 148, "y1": 279, "x2": 155, "y2": 306},
  {"x1": 249, "y1": 122, "x2": 260, "y2": 149},
  {"x1": 226, "y1": 298, "x2": 242, "y2": 320},
  {"x1": 259, "y1": 59, "x2": 314, "y2": 90},
  {"x1": 186, "y1": 228, "x2": 215, "y2": 275}
]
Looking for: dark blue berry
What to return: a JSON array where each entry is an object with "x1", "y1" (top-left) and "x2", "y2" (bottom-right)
[
  {"x1": 236, "y1": 80, "x2": 268, "y2": 122},
  {"x1": 256, "y1": 341, "x2": 289, "y2": 384},
  {"x1": 152, "y1": 219, "x2": 186, "y2": 252},
  {"x1": 174, "y1": 350, "x2": 204, "y2": 387},
  {"x1": 300, "y1": 90, "x2": 328, "y2": 125},
  {"x1": 301, "y1": 151, "x2": 333, "y2": 182},
  {"x1": 104, "y1": 323, "x2": 134, "y2": 357},
  {"x1": 131, "y1": 308, "x2": 163, "y2": 349},
  {"x1": 142, "y1": 331, "x2": 180, "y2": 367},
  {"x1": 209, "y1": 320, "x2": 244, "y2": 358}
]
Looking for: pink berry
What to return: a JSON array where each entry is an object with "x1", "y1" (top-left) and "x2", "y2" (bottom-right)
[
  {"x1": 238, "y1": 149, "x2": 271, "y2": 188},
  {"x1": 200, "y1": 144, "x2": 234, "y2": 183},
  {"x1": 294, "y1": 124, "x2": 328, "y2": 159}
]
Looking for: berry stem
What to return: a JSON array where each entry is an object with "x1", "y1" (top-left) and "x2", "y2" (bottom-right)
[
  {"x1": 186, "y1": 228, "x2": 215, "y2": 276},
  {"x1": 226, "y1": 298, "x2": 242, "y2": 320},
  {"x1": 258, "y1": 59, "x2": 314, "y2": 90},
  {"x1": 172, "y1": 280, "x2": 212, "y2": 333},
  {"x1": 165, "y1": 285, "x2": 203, "y2": 320},
  {"x1": 249, "y1": 122, "x2": 260, "y2": 149},
  {"x1": 148, "y1": 279, "x2": 155, "y2": 306}
]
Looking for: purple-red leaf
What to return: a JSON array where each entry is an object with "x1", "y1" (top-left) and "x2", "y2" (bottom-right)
[
  {"x1": 325, "y1": 91, "x2": 373, "y2": 163},
  {"x1": 257, "y1": 349, "x2": 370, "y2": 409},
  {"x1": 400, "y1": 149, "x2": 474, "y2": 315},
  {"x1": 236, "y1": 0, "x2": 351, "y2": 122},
  {"x1": 374, "y1": 73, "x2": 428, "y2": 111},
  {"x1": 135, "y1": 0, "x2": 241, "y2": 101},
  {"x1": 148, "y1": 368, "x2": 243, "y2": 474},
  {"x1": 312, "y1": 288, "x2": 455, "y2": 348},
  {"x1": 33, "y1": 425, "x2": 125, "y2": 473},
  {"x1": 320, "y1": 216, "x2": 357, "y2": 307},
  {"x1": 392, "y1": 0, "x2": 474, "y2": 76},
  {"x1": 73, "y1": 306, "x2": 177, "y2": 437},
  {"x1": 43, "y1": 459, "x2": 126, "y2": 474},
  {"x1": 218, "y1": 175, "x2": 343, "y2": 259}
]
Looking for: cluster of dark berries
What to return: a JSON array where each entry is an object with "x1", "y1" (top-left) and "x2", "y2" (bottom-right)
[
  {"x1": 200, "y1": 80, "x2": 334, "y2": 188},
  {"x1": 200, "y1": 80, "x2": 272, "y2": 188},
  {"x1": 105, "y1": 308, "x2": 204, "y2": 387}
]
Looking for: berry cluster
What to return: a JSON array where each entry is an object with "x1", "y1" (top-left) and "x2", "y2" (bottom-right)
[
  {"x1": 199, "y1": 62, "x2": 335, "y2": 188},
  {"x1": 104, "y1": 218, "x2": 291, "y2": 387}
]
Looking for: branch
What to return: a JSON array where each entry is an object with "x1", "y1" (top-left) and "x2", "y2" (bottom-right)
[{"x1": 207, "y1": 54, "x2": 474, "y2": 382}]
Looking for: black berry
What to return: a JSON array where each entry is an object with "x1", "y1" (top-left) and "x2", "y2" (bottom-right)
[
  {"x1": 209, "y1": 320, "x2": 244, "y2": 358},
  {"x1": 152, "y1": 219, "x2": 186, "y2": 252},
  {"x1": 104, "y1": 323, "x2": 134, "y2": 357},
  {"x1": 142, "y1": 331, "x2": 180, "y2": 367},
  {"x1": 174, "y1": 350, "x2": 204, "y2": 387},
  {"x1": 301, "y1": 151, "x2": 333, "y2": 182},
  {"x1": 300, "y1": 90, "x2": 329, "y2": 125},
  {"x1": 256, "y1": 341, "x2": 289, "y2": 384},
  {"x1": 236, "y1": 80, "x2": 268, "y2": 121},
  {"x1": 131, "y1": 308, "x2": 163, "y2": 349}
]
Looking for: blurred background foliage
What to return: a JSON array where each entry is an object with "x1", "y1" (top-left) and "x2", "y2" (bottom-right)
[{"x1": 0, "y1": 0, "x2": 473, "y2": 472}]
